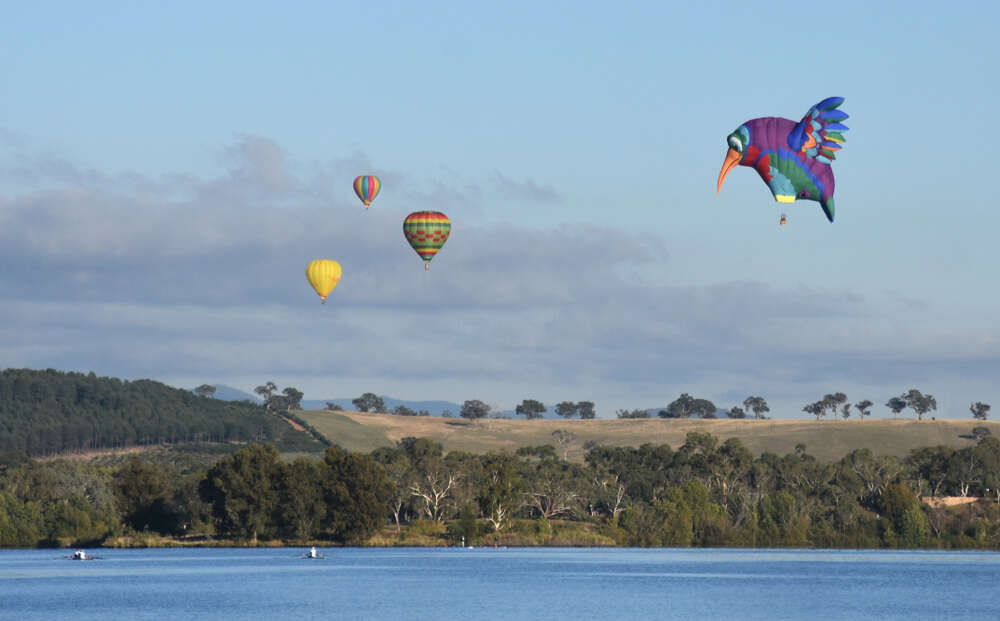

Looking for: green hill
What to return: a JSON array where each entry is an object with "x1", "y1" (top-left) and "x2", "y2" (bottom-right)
[{"x1": 0, "y1": 368, "x2": 320, "y2": 457}]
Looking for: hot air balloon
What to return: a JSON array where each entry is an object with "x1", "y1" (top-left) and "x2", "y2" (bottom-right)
[
  {"x1": 717, "y1": 97, "x2": 848, "y2": 222},
  {"x1": 353, "y1": 175, "x2": 380, "y2": 209},
  {"x1": 403, "y1": 211, "x2": 451, "y2": 270},
  {"x1": 305, "y1": 259, "x2": 342, "y2": 303}
]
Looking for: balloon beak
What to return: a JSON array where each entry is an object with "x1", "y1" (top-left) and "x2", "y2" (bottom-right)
[{"x1": 717, "y1": 148, "x2": 742, "y2": 194}]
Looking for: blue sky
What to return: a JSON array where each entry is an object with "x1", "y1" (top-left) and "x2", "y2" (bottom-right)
[{"x1": 2, "y1": 1, "x2": 997, "y2": 419}]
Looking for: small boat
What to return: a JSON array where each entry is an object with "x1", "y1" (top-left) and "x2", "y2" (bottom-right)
[{"x1": 301, "y1": 546, "x2": 324, "y2": 559}]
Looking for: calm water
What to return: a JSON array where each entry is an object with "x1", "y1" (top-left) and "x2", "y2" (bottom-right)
[{"x1": 1, "y1": 547, "x2": 998, "y2": 620}]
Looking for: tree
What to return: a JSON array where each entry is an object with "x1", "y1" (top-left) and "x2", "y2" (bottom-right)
[
  {"x1": 393, "y1": 405, "x2": 417, "y2": 416},
  {"x1": 885, "y1": 396, "x2": 907, "y2": 418},
  {"x1": 194, "y1": 384, "x2": 216, "y2": 399},
  {"x1": 515, "y1": 399, "x2": 547, "y2": 420},
  {"x1": 577, "y1": 401, "x2": 596, "y2": 420},
  {"x1": 114, "y1": 456, "x2": 171, "y2": 532},
  {"x1": 854, "y1": 400, "x2": 873, "y2": 421},
  {"x1": 321, "y1": 446, "x2": 393, "y2": 544},
  {"x1": 325, "y1": 402, "x2": 343, "y2": 411},
  {"x1": 742, "y1": 396, "x2": 770, "y2": 420},
  {"x1": 971, "y1": 402, "x2": 991, "y2": 421},
  {"x1": 825, "y1": 393, "x2": 847, "y2": 419},
  {"x1": 551, "y1": 430, "x2": 577, "y2": 461},
  {"x1": 691, "y1": 398, "x2": 718, "y2": 419},
  {"x1": 661, "y1": 393, "x2": 695, "y2": 418},
  {"x1": 476, "y1": 453, "x2": 523, "y2": 532},
  {"x1": 803, "y1": 401, "x2": 825, "y2": 421},
  {"x1": 353, "y1": 393, "x2": 385, "y2": 413},
  {"x1": 903, "y1": 389, "x2": 937, "y2": 421},
  {"x1": 200, "y1": 443, "x2": 283, "y2": 542},
  {"x1": 255, "y1": 382, "x2": 277, "y2": 409},
  {"x1": 617, "y1": 408, "x2": 649, "y2": 419},
  {"x1": 460, "y1": 400, "x2": 491, "y2": 419},
  {"x1": 727, "y1": 406, "x2": 746, "y2": 419},
  {"x1": 279, "y1": 458, "x2": 326, "y2": 540},
  {"x1": 280, "y1": 387, "x2": 303, "y2": 411},
  {"x1": 554, "y1": 401, "x2": 578, "y2": 419}
]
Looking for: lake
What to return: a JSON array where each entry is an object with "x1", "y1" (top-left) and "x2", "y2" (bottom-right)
[{"x1": 1, "y1": 547, "x2": 998, "y2": 620}]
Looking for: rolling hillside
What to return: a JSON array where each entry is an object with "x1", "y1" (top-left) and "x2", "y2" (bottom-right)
[{"x1": 297, "y1": 410, "x2": 998, "y2": 463}]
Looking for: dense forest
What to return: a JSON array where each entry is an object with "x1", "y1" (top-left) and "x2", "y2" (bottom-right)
[
  {"x1": 3, "y1": 431, "x2": 1000, "y2": 550},
  {"x1": 0, "y1": 369, "x2": 321, "y2": 455}
]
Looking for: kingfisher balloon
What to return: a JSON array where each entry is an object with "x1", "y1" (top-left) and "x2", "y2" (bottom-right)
[
  {"x1": 353, "y1": 175, "x2": 380, "y2": 209},
  {"x1": 717, "y1": 97, "x2": 848, "y2": 222},
  {"x1": 305, "y1": 259, "x2": 342, "y2": 303},
  {"x1": 403, "y1": 211, "x2": 451, "y2": 270}
]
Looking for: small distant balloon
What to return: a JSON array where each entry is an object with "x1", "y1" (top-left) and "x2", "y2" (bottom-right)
[
  {"x1": 403, "y1": 211, "x2": 451, "y2": 270},
  {"x1": 353, "y1": 175, "x2": 380, "y2": 209},
  {"x1": 305, "y1": 259, "x2": 342, "y2": 303}
]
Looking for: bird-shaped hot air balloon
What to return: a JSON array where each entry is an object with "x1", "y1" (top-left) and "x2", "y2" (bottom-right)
[
  {"x1": 305, "y1": 259, "x2": 342, "y2": 303},
  {"x1": 717, "y1": 97, "x2": 848, "y2": 222},
  {"x1": 353, "y1": 175, "x2": 380, "y2": 209},
  {"x1": 403, "y1": 211, "x2": 451, "y2": 270}
]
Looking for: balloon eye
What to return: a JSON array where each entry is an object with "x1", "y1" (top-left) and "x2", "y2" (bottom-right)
[{"x1": 728, "y1": 136, "x2": 743, "y2": 152}]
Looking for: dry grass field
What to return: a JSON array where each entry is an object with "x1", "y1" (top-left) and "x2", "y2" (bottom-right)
[{"x1": 297, "y1": 410, "x2": 998, "y2": 462}]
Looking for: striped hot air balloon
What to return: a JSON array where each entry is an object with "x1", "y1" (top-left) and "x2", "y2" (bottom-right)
[
  {"x1": 305, "y1": 259, "x2": 342, "y2": 303},
  {"x1": 403, "y1": 211, "x2": 451, "y2": 270},
  {"x1": 353, "y1": 175, "x2": 380, "y2": 209}
]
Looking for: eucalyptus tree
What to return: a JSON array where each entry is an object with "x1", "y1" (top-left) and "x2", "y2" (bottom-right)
[
  {"x1": 515, "y1": 399, "x2": 546, "y2": 419},
  {"x1": 970, "y1": 402, "x2": 991, "y2": 420},
  {"x1": 742, "y1": 396, "x2": 770, "y2": 420},
  {"x1": 854, "y1": 400, "x2": 873, "y2": 421},
  {"x1": 903, "y1": 389, "x2": 937, "y2": 421}
]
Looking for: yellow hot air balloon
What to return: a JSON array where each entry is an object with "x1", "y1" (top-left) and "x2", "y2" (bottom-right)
[{"x1": 305, "y1": 260, "x2": 342, "y2": 304}]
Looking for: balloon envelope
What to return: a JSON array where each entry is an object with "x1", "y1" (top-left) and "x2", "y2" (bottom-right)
[
  {"x1": 403, "y1": 211, "x2": 451, "y2": 269},
  {"x1": 353, "y1": 175, "x2": 380, "y2": 208},
  {"x1": 305, "y1": 260, "x2": 342, "y2": 303}
]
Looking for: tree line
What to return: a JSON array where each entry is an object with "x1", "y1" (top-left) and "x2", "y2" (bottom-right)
[
  {"x1": 4, "y1": 431, "x2": 1000, "y2": 549},
  {"x1": 0, "y1": 369, "x2": 320, "y2": 456}
]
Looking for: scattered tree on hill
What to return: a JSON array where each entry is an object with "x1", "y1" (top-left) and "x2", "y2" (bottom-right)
[
  {"x1": 825, "y1": 393, "x2": 848, "y2": 419},
  {"x1": 886, "y1": 396, "x2": 907, "y2": 418},
  {"x1": 743, "y1": 396, "x2": 769, "y2": 420},
  {"x1": 325, "y1": 402, "x2": 343, "y2": 411},
  {"x1": 194, "y1": 384, "x2": 216, "y2": 399},
  {"x1": 555, "y1": 401, "x2": 579, "y2": 419},
  {"x1": 660, "y1": 393, "x2": 695, "y2": 418},
  {"x1": 255, "y1": 382, "x2": 277, "y2": 408},
  {"x1": 854, "y1": 400, "x2": 873, "y2": 421},
  {"x1": 803, "y1": 401, "x2": 825, "y2": 420},
  {"x1": 578, "y1": 401, "x2": 596, "y2": 419},
  {"x1": 393, "y1": 405, "x2": 417, "y2": 416},
  {"x1": 692, "y1": 398, "x2": 718, "y2": 419},
  {"x1": 971, "y1": 402, "x2": 991, "y2": 421},
  {"x1": 515, "y1": 399, "x2": 547, "y2": 419},
  {"x1": 903, "y1": 389, "x2": 937, "y2": 421},
  {"x1": 353, "y1": 393, "x2": 386, "y2": 413},
  {"x1": 617, "y1": 408, "x2": 649, "y2": 419},
  {"x1": 728, "y1": 406, "x2": 746, "y2": 419},
  {"x1": 460, "y1": 400, "x2": 491, "y2": 419}
]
